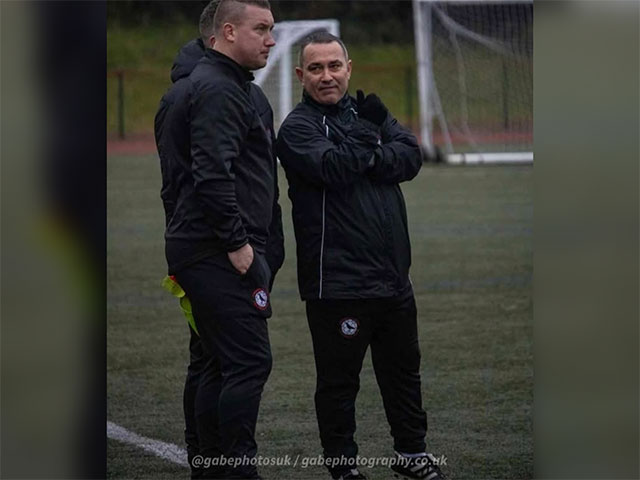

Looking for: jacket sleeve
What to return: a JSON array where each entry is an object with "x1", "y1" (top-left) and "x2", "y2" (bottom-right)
[
  {"x1": 190, "y1": 82, "x2": 250, "y2": 251},
  {"x1": 154, "y1": 98, "x2": 175, "y2": 228},
  {"x1": 276, "y1": 114, "x2": 380, "y2": 190},
  {"x1": 265, "y1": 118, "x2": 285, "y2": 291},
  {"x1": 367, "y1": 114, "x2": 422, "y2": 184}
]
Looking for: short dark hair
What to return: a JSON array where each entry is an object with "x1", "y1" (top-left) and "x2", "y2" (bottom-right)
[
  {"x1": 213, "y1": 0, "x2": 271, "y2": 35},
  {"x1": 199, "y1": 0, "x2": 220, "y2": 45},
  {"x1": 298, "y1": 30, "x2": 348, "y2": 67}
]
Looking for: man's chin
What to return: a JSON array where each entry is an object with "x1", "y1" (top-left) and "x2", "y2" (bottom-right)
[
  {"x1": 318, "y1": 93, "x2": 339, "y2": 105},
  {"x1": 249, "y1": 58, "x2": 268, "y2": 71}
]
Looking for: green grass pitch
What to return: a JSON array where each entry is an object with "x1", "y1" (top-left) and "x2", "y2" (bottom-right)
[{"x1": 107, "y1": 156, "x2": 532, "y2": 479}]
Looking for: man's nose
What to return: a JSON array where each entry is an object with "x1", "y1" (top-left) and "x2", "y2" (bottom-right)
[
  {"x1": 320, "y1": 68, "x2": 332, "y2": 82},
  {"x1": 265, "y1": 31, "x2": 276, "y2": 47}
]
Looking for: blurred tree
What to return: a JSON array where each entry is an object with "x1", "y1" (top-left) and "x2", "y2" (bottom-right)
[
  {"x1": 107, "y1": 0, "x2": 415, "y2": 45},
  {"x1": 107, "y1": 1, "x2": 203, "y2": 27}
]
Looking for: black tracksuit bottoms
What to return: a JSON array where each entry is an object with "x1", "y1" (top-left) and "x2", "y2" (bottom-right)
[
  {"x1": 176, "y1": 251, "x2": 273, "y2": 479},
  {"x1": 183, "y1": 325, "x2": 205, "y2": 476},
  {"x1": 306, "y1": 287, "x2": 428, "y2": 474}
]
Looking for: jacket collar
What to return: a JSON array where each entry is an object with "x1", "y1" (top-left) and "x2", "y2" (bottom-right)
[
  {"x1": 302, "y1": 90, "x2": 354, "y2": 117},
  {"x1": 203, "y1": 49, "x2": 255, "y2": 85}
]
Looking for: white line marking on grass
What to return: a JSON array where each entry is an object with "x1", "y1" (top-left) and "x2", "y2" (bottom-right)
[{"x1": 107, "y1": 421, "x2": 188, "y2": 468}]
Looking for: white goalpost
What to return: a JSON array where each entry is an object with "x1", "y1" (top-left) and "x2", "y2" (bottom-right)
[
  {"x1": 253, "y1": 20, "x2": 340, "y2": 130},
  {"x1": 413, "y1": 0, "x2": 533, "y2": 164}
]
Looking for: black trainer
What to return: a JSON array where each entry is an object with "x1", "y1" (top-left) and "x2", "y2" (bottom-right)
[
  {"x1": 331, "y1": 468, "x2": 368, "y2": 479},
  {"x1": 391, "y1": 452, "x2": 446, "y2": 480}
]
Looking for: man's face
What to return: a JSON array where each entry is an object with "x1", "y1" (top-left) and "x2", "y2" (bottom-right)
[
  {"x1": 230, "y1": 5, "x2": 275, "y2": 70},
  {"x1": 296, "y1": 41, "x2": 352, "y2": 105}
]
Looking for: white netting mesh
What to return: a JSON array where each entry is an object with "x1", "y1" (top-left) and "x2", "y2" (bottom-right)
[
  {"x1": 416, "y1": 1, "x2": 533, "y2": 160},
  {"x1": 254, "y1": 52, "x2": 302, "y2": 131}
]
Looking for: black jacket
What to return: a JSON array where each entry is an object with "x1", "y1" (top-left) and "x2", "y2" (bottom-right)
[
  {"x1": 155, "y1": 41, "x2": 284, "y2": 280},
  {"x1": 276, "y1": 93, "x2": 421, "y2": 300}
]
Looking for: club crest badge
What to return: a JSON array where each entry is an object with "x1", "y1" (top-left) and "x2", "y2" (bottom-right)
[
  {"x1": 252, "y1": 288, "x2": 269, "y2": 310},
  {"x1": 339, "y1": 317, "x2": 360, "y2": 338}
]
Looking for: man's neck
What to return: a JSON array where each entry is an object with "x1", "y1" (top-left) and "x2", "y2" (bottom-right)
[{"x1": 213, "y1": 45, "x2": 242, "y2": 68}]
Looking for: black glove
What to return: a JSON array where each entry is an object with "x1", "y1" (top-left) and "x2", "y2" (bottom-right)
[{"x1": 356, "y1": 89, "x2": 388, "y2": 126}]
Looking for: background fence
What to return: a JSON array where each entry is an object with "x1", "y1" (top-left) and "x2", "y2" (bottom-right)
[{"x1": 107, "y1": 62, "x2": 418, "y2": 140}]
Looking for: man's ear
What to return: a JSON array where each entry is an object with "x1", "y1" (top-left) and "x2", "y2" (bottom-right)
[
  {"x1": 222, "y1": 23, "x2": 235, "y2": 42},
  {"x1": 207, "y1": 35, "x2": 216, "y2": 49},
  {"x1": 295, "y1": 67, "x2": 304, "y2": 83},
  {"x1": 346, "y1": 59, "x2": 352, "y2": 80}
]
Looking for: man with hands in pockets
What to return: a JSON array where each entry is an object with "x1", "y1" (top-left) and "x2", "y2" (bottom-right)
[{"x1": 156, "y1": 1, "x2": 280, "y2": 478}]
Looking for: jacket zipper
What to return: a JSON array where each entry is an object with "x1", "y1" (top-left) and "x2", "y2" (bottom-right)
[{"x1": 318, "y1": 115, "x2": 329, "y2": 299}]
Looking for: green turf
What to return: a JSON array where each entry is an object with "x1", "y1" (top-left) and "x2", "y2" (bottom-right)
[{"x1": 107, "y1": 156, "x2": 532, "y2": 479}]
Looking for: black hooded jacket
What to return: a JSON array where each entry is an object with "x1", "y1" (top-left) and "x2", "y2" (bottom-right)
[
  {"x1": 155, "y1": 39, "x2": 284, "y2": 281},
  {"x1": 276, "y1": 92, "x2": 421, "y2": 300}
]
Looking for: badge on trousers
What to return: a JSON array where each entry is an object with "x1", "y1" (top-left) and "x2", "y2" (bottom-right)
[
  {"x1": 252, "y1": 288, "x2": 269, "y2": 310},
  {"x1": 339, "y1": 317, "x2": 360, "y2": 338}
]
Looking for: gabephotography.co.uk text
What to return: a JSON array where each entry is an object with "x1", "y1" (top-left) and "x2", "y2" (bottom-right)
[{"x1": 190, "y1": 453, "x2": 448, "y2": 470}]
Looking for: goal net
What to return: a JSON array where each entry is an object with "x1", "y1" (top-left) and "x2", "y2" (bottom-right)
[
  {"x1": 253, "y1": 20, "x2": 340, "y2": 131},
  {"x1": 413, "y1": 0, "x2": 533, "y2": 163}
]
